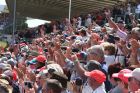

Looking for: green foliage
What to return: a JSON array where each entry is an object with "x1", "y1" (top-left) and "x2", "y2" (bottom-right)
[{"x1": 2, "y1": 16, "x2": 28, "y2": 34}]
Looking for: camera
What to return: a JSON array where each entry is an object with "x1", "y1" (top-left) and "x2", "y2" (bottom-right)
[
  {"x1": 75, "y1": 78, "x2": 83, "y2": 86},
  {"x1": 107, "y1": 34, "x2": 120, "y2": 44},
  {"x1": 71, "y1": 36, "x2": 76, "y2": 40},
  {"x1": 72, "y1": 48, "x2": 80, "y2": 53},
  {"x1": 24, "y1": 81, "x2": 33, "y2": 88}
]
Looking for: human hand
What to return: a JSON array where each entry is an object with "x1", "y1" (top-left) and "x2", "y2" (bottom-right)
[
  {"x1": 71, "y1": 54, "x2": 79, "y2": 62},
  {"x1": 54, "y1": 42, "x2": 61, "y2": 51},
  {"x1": 24, "y1": 87, "x2": 35, "y2": 93},
  {"x1": 28, "y1": 72, "x2": 36, "y2": 83},
  {"x1": 129, "y1": 13, "x2": 135, "y2": 20},
  {"x1": 130, "y1": 39, "x2": 139, "y2": 52},
  {"x1": 116, "y1": 39, "x2": 126, "y2": 49},
  {"x1": 15, "y1": 67, "x2": 24, "y2": 79},
  {"x1": 105, "y1": 9, "x2": 111, "y2": 19},
  {"x1": 71, "y1": 81, "x2": 78, "y2": 93},
  {"x1": 18, "y1": 63, "x2": 26, "y2": 74},
  {"x1": 69, "y1": 81, "x2": 82, "y2": 93}
]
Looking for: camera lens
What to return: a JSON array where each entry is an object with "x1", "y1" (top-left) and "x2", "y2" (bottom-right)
[{"x1": 75, "y1": 78, "x2": 83, "y2": 86}]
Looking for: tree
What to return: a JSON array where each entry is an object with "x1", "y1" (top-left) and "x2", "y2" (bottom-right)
[{"x1": 3, "y1": 16, "x2": 28, "y2": 34}]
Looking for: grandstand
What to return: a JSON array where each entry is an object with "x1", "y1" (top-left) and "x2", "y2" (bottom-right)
[{"x1": 5, "y1": 0, "x2": 130, "y2": 20}]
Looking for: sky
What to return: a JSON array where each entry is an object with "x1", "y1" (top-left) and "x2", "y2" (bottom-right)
[
  {"x1": 0, "y1": 0, "x2": 6, "y2": 12},
  {"x1": 26, "y1": 19, "x2": 51, "y2": 28},
  {"x1": 0, "y1": 0, "x2": 6, "y2": 5}
]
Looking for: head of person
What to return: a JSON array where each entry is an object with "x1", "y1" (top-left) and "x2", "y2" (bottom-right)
[
  {"x1": 35, "y1": 55, "x2": 46, "y2": 69},
  {"x1": 50, "y1": 71, "x2": 68, "y2": 89},
  {"x1": 127, "y1": 68, "x2": 140, "y2": 92},
  {"x1": 103, "y1": 43, "x2": 116, "y2": 55},
  {"x1": 84, "y1": 60, "x2": 102, "y2": 71},
  {"x1": 7, "y1": 59, "x2": 16, "y2": 69},
  {"x1": 0, "y1": 75, "x2": 12, "y2": 85},
  {"x1": 36, "y1": 63, "x2": 64, "y2": 86},
  {"x1": 117, "y1": 20, "x2": 125, "y2": 30},
  {"x1": 85, "y1": 70, "x2": 106, "y2": 90},
  {"x1": 87, "y1": 45, "x2": 104, "y2": 62},
  {"x1": 0, "y1": 80, "x2": 12, "y2": 93},
  {"x1": 112, "y1": 69, "x2": 132, "y2": 90},
  {"x1": 0, "y1": 63, "x2": 12, "y2": 75},
  {"x1": 79, "y1": 29, "x2": 87, "y2": 37},
  {"x1": 131, "y1": 27, "x2": 140, "y2": 40},
  {"x1": 108, "y1": 63, "x2": 122, "y2": 86},
  {"x1": 27, "y1": 50, "x2": 39, "y2": 60},
  {"x1": 43, "y1": 79, "x2": 63, "y2": 93}
]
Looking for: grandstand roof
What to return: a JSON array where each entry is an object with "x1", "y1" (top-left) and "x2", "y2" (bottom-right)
[{"x1": 6, "y1": 0, "x2": 126, "y2": 20}]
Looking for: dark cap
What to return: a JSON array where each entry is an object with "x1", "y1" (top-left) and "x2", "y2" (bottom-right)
[
  {"x1": 85, "y1": 60, "x2": 101, "y2": 71},
  {"x1": 51, "y1": 71, "x2": 68, "y2": 80},
  {"x1": 117, "y1": 20, "x2": 124, "y2": 24},
  {"x1": 51, "y1": 71, "x2": 68, "y2": 88},
  {"x1": 46, "y1": 79, "x2": 63, "y2": 90}
]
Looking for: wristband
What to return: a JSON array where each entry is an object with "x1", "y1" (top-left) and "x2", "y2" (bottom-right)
[{"x1": 74, "y1": 59, "x2": 79, "y2": 64}]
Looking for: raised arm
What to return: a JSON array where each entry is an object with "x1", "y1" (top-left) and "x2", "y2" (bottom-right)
[
  {"x1": 72, "y1": 55, "x2": 87, "y2": 79},
  {"x1": 129, "y1": 13, "x2": 137, "y2": 28},
  {"x1": 105, "y1": 10, "x2": 127, "y2": 40},
  {"x1": 105, "y1": 10, "x2": 120, "y2": 31}
]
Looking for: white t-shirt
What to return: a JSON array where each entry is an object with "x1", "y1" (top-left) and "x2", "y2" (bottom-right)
[
  {"x1": 105, "y1": 55, "x2": 116, "y2": 67},
  {"x1": 92, "y1": 84, "x2": 106, "y2": 93},
  {"x1": 115, "y1": 47, "x2": 125, "y2": 65},
  {"x1": 116, "y1": 30, "x2": 127, "y2": 41},
  {"x1": 81, "y1": 36, "x2": 90, "y2": 43},
  {"x1": 82, "y1": 82, "x2": 93, "y2": 93},
  {"x1": 85, "y1": 18, "x2": 92, "y2": 27}
]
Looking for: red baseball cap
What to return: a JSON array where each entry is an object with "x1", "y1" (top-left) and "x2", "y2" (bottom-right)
[
  {"x1": 85, "y1": 70, "x2": 106, "y2": 83},
  {"x1": 36, "y1": 55, "x2": 47, "y2": 63},
  {"x1": 112, "y1": 69, "x2": 132, "y2": 83}
]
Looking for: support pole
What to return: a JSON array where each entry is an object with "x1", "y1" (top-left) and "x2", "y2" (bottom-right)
[
  {"x1": 12, "y1": 0, "x2": 16, "y2": 44},
  {"x1": 68, "y1": 0, "x2": 72, "y2": 22}
]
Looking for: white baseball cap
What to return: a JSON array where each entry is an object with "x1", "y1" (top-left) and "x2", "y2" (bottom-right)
[{"x1": 125, "y1": 68, "x2": 140, "y2": 81}]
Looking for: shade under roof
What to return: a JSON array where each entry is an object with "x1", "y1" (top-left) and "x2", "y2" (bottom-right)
[{"x1": 6, "y1": 0, "x2": 125, "y2": 20}]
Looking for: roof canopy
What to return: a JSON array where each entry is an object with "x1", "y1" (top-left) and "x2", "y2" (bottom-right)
[{"x1": 6, "y1": 0, "x2": 126, "y2": 20}]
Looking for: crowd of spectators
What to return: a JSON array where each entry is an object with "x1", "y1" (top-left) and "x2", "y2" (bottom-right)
[
  {"x1": 0, "y1": 1, "x2": 140, "y2": 93},
  {"x1": 0, "y1": 13, "x2": 12, "y2": 30}
]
